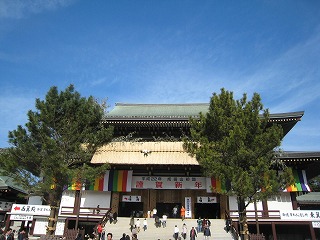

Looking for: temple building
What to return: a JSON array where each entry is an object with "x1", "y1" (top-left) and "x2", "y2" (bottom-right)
[
  {"x1": 90, "y1": 103, "x2": 306, "y2": 218},
  {"x1": 6, "y1": 103, "x2": 320, "y2": 239}
]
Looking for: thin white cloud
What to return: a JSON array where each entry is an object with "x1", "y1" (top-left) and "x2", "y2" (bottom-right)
[
  {"x1": 0, "y1": 0, "x2": 75, "y2": 19},
  {"x1": 237, "y1": 27, "x2": 320, "y2": 112}
]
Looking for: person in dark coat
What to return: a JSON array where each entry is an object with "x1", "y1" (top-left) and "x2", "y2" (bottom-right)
[
  {"x1": 112, "y1": 212, "x2": 118, "y2": 223},
  {"x1": 6, "y1": 228, "x2": 14, "y2": 240},
  {"x1": 0, "y1": 229, "x2": 6, "y2": 240},
  {"x1": 203, "y1": 226, "x2": 211, "y2": 240},
  {"x1": 189, "y1": 227, "x2": 197, "y2": 240},
  {"x1": 120, "y1": 233, "x2": 126, "y2": 240}
]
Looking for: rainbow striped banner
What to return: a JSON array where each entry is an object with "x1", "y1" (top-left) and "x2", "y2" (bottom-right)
[
  {"x1": 87, "y1": 170, "x2": 133, "y2": 192},
  {"x1": 68, "y1": 181, "x2": 82, "y2": 191},
  {"x1": 284, "y1": 169, "x2": 311, "y2": 192},
  {"x1": 206, "y1": 177, "x2": 230, "y2": 193}
]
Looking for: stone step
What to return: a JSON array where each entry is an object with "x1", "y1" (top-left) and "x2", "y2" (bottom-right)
[{"x1": 103, "y1": 217, "x2": 233, "y2": 240}]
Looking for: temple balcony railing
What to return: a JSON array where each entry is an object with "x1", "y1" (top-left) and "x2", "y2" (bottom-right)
[
  {"x1": 60, "y1": 206, "x2": 112, "y2": 219},
  {"x1": 228, "y1": 209, "x2": 281, "y2": 221}
]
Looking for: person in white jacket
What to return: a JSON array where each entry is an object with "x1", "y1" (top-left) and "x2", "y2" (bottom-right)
[
  {"x1": 173, "y1": 225, "x2": 179, "y2": 240},
  {"x1": 143, "y1": 218, "x2": 148, "y2": 231}
]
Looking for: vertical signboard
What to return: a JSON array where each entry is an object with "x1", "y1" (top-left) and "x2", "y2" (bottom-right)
[{"x1": 185, "y1": 197, "x2": 192, "y2": 218}]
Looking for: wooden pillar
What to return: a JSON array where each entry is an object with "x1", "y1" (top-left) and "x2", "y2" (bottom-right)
[
  {"x1": 149, "y1": 189, "x2": 157, "y2": 210},
  {"x1": 111, "y1": 192, "x2": 119, "y2": 213},
  {"x1": 271, "y1": 222, "x2": 277, "y2": 240},
  {"x1": 220, "y1": 194, "x2": 228, "y2": 219},
  {"x1": 290, "y1": 192, "x2": 298, "y2": 209},
  {"x1": 142, "y1": 189, "x2": 149, "y2": 217},
  {"x1": 309, "y1": 222, "x2": 316, "y2": 240}
]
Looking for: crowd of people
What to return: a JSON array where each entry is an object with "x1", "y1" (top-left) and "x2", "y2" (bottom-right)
[
  {"x1": 1, "y1": 207, "x2": 217, "y2": 240},
  {"x1": 172, "y1": 221, "x2": 211, "y2": 240},
  {"x1": 123, "y1": 212, "x2": 213, "y2": 240},
  {"x1": 0, "y1": 228, "x2": 28, "y2": 240},
  {"x1": 92, "y1": 208, "x2": 213, "y2": 240}
]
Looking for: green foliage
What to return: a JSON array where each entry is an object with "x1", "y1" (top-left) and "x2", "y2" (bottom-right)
[
  {"x1": 184, "y1": 88, "x2": 292, "y2": 202},
  {"x1": 0, "y1": 85, "x2": 113, "y2": 205},
  {"x1": 309, "y1": 175, "x2": 320, "y2": 192}
]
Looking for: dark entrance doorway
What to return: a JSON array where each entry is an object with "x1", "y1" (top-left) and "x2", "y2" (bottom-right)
[
  {"x1": 156, "y1": 203, "x2": 181, "y2": 218},
  {"x1": 119, "y1": 202, "x2": 144, "y2": 217},
  {"x1": 194, "y1": 203, "x2": 220, "y2": 219}
]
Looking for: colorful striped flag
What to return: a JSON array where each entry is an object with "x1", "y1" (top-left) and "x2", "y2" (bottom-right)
[
  {"x1": 284, "y1": 169, "x2": 311, "y2": 192},
  {"x1": 86, "y1": 170, "x2": 133, "y2": 192},
  {"x1": 68, "y1": 181, "x2": 82, "y2": 190},
  {"x1": 206, "y1": 177, "x2": 230, "y2": 193}
]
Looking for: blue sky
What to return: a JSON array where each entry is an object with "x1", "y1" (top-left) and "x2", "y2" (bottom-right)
[{"x1": 0, "y1": 0, "x2": 320, "y2": 151}]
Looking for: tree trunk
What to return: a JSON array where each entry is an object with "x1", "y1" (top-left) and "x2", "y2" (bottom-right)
[
  {"x1": 238, "y1": 196, "x2": 249, "y2": 240},
  {"x1": 46, "y1": 189, "x2": 62, "y2": 235},
  {"x1": 47, "y1": 205, "x2": 58, "y2": 235}
]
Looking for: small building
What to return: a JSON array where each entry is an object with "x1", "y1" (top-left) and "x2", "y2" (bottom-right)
[{"x1": 0, "y1": 175, "x2": 28, "y2": 230}]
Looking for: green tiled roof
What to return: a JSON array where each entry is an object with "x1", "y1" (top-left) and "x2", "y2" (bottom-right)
[
  {"x1": 297, "y1": 192, "x2": 320, "y2": 204},
  {"x1": 105, "y1": 103, "x2": 210, "y2": 119},
  {"x1": 105, "y1": 103, "x2": 304, "y2": 121},
  {"x1": 0, "y1": 176, "x2": 27, "y2": 193}
]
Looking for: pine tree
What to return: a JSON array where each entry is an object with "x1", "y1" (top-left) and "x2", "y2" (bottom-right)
[
  {"x1": 183, "y1": 88, "x2": 293, "y2": 240},
  {"x1": 0, "y1": 85, "x2": 113, "y2": 235}
]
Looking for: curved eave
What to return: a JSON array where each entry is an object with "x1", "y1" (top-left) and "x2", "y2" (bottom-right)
[
  {"x1": 103, "y1": 111, "x2": 304, "y2": 121},
  {"x1": 279, "y1": 151, "x2": 320, "y2": 180},
  {"x1": 102, "y1": 111, "x2": 304, "y2": 136},
  {"x1": 279, "y1": 151, "x2": 320, "y2": 162}
]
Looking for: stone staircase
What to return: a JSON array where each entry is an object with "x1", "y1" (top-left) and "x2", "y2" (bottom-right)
[{"x1": 103, "y1": 217, "x2": 234, "y2": 240}]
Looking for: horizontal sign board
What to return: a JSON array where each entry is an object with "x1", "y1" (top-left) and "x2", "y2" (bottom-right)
[
  {"x1": 10, "y1": 215, "x2": 33, "y2": 221},
  {"x1": 10, "y1": 204, "x2": 51, "y2": 216},
  {"x1": 132, "y1": 176, "x2": 206, "y2": 190},
  {"x1": 197, "y1": 196, "x2": 217, "y2": 203},
  {"x1": 280, "y1": 210, "x2": 320, "y2": 221},
  {"x1": 122, "y1": 195, "x2": 141, "y2": 202}
]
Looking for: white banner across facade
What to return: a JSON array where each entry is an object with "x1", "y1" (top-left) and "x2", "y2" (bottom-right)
[
  {"x1": 280, "y1": 210, "x2": 320, "y2": 221},
  {"x1": 132, "y1": 176, "x2": 207, "y2": 190}
]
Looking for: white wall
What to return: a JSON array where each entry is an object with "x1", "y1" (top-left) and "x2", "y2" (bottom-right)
[
  {"x1": 81, "y1": 190, "x2": 111, "y2": 209},
  {"x1": 228, "y1": 192, "x2": 293, "y2": 218},
  {"x1": 33, "y1": 218, "x2": 48, "y2": 235},
  {"x1": 59, "y1": 191, "x2": 76, "y2": 213},
  {"x1": 267, "y1": 192, "x2": 293, "y2": 210},
  {"x1": 59, "y1": 190, "x2": 111, "y2": 214}
]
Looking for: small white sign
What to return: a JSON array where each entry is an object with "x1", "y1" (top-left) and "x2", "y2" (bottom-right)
[
  {"x1": 280, "y1": 210, "x2": 320, "y2": 221},
  {"x1": 185, "y1": 197, "x2": 192, "y2": 218},
  {"x1": 10, "y1": 204, "x2": 51, "y2": 216},
  {"x1": 197, "y1": 196, "x2": 217, "y2": 203},
  {"x1": 312, "y1": 222, "x2": 320, "y2": 228},
  {"x1": 10, "y1": 215, "x2": 33, "y2": 221},
  {"x1": 122, "y1": 195, "x2": 141, "y2": 202}
]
